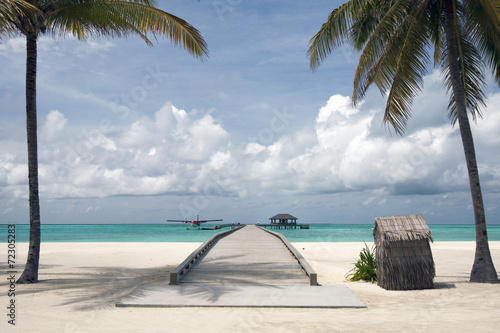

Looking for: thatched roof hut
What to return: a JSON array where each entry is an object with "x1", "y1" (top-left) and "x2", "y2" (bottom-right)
[{"x1": 373, "y1": 214, "x2": 435, "y2": 290}]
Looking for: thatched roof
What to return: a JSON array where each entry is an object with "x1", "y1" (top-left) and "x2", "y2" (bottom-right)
[
  {"x1": 374, "y1": 214, "x2": 433, "y2": 244},
  {"x1": 374, "y1": 214, "x2": 435, "y2": 290},
  {"x1": 269, "y1": 214, "x2": 297, "y2": 220}
]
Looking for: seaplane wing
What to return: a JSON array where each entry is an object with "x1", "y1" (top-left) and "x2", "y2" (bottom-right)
[
  {"x1": 167, "y1": 215, "x2": 223, "y2": 224},
  {"x1": 167, "y1": 215, "x2": 224, "y2": 230}
]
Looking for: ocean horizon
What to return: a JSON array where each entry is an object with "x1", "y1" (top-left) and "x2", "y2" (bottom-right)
[{"x1": 2, "y1": 223, "x2": 500, "y2": 243}]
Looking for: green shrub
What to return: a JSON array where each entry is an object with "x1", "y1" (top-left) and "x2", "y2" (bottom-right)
[{"x1": 345, "y1": 243, "x2": 377, "y2": 283}]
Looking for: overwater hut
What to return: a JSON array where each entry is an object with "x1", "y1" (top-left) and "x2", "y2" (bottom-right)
[
  {"x1": 267, "y1": 214, "x2": 299, "y2": 229},
  {"x1": 270, "y1": 214, "x2": 298, "y2": 225},
  {"x1": 373, "y1": 214, "x2": 435, "y2": 290}
]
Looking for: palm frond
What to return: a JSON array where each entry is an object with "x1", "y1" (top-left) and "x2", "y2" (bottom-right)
[
  {"x1": 383, "y1": 2, "x2": 433, "y2": 135},
  {"x1": 0, "y1": 1, "x2": 18, "y2": 35},
  {"x1": 441, "y1": 29, "x2": 487, "y2": 125},
  {"x1": 353, "y1": 0, "x2": 419, "y2": 104},
  {"x1": 427, "y1": 0, "x2": 444, "y2": 65},
  {"x1": 475, "y1": 0, "x2": 500, "y2": 32},
  {"x1": 351, "y1": 0, "x2": 432, "y2": 134},
  {"x1": 350, "y1": 0, "x2": 398, "y2": 50},
  {"x1": 308, "y1": 0, "x2": 370, "y2": 70},
  {"x1": 463, "y1": 0, "x2": 500, "y2": 83},
  {"x1": 46, "y1": 0, "x2": 208, "y2": 59},
  {"x1": 0, "y1": 0, "x2": 41, "y2": 36}
]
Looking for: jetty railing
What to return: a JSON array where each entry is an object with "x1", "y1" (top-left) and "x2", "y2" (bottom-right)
[
  {"x1": 258, "y1": 227, "x2": 318, "y2": 286},
  {"x1": 169, "y1": 225, "x2": 244, "y2": 285}
]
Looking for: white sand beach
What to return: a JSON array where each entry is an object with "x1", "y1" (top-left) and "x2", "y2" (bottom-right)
[{"x1": 1, "y1": 241, "x2": 499, "y2": 332}]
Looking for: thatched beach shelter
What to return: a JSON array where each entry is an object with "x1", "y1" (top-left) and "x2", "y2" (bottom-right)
[{"x1": 373, "y1": 214, "x2": 435, "y2": 290}]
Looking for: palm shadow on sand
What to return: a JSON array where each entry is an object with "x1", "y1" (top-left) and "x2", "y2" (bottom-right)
[{"x1": 3, "y1": 264, "x2": 176, "y2": 311}]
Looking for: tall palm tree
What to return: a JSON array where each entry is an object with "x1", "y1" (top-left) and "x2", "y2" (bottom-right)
[
  {"x1": 308, "y1": 0, "x2": 499, "y2": 283},
  {"x1": 0, "y1": 0, "x2": 208, "y2": 284}
]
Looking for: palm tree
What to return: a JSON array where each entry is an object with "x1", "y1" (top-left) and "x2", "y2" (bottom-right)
[
  {"x1": 308, "y1": 0, "x2": 499, "y2": 283},
  {"x1": 0, "y1": 0, "x2": 208, "y2": 284}
]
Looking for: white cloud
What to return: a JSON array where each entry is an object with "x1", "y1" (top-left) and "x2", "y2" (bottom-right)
[
  {"x1": 1, "y1": 77, "x2": 499, "y2": 213},
  {"x1": 41, "y1": 110, "x2": 68, "y2": 142},
  {"x1": 83, "y1": 206, "x2": 100, "y2": 214},
  {"x1": 77, "y1": 41, "x2": 115, "y2": 55},
  {"x1": 472, "y1": 92, "x2": 500, "y2": 146},
  {"x1": 210, "y1": 151, "x2": 231, "y2": 170},
  {"x1": 244, "y1": 86, "x2": 499, "y2": 197},
  {"x1": 6, "y1": 102, "x2": 230, "y2": 199},
  {"x1": 6, "y1": 164, "x2": 27, "y2": 186},
  {"x1": 244, "y1": 142, "x2": 266, "y2": 155},
  {"x1": 0, "y1": 37, "x2": 26, "y2": 54}
]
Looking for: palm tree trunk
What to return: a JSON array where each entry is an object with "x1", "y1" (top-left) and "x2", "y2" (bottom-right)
[
  {"x1": 443, "y1": 0, "x2": 498, "y2": 283},
  {"x1": 17, "y1": 32, "x2": 41, "y2": 284}
]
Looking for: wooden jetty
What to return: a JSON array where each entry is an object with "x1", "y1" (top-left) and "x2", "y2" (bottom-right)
[
  {"x1": 117, "y1": 227, "x2": 368, "y2": 309},
  {"x1": 170, "y1": 225, "x2": 317, "y2": 286},
  {"x1": 200, "y1": 223, "x2": 241, "y2": 230}
]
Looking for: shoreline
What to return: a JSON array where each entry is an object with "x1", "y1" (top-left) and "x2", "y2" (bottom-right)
[
  {"x1": 3, "y1": 224, "x2": 500, "y2": 244},
  {"x1": 1, "y1": 241, "x2": 499, "y2": 332}
]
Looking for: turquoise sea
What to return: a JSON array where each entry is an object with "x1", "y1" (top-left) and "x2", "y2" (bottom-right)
[{"x1": 1, "y1": 223, "x2": 500, "y2": 243}]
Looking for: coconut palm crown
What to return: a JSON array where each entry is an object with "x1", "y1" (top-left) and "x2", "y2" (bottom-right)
[
  {"x1": 1, "y1": 0, "x2": 208, "y2": 284},
  {"x1": 0, "y1": 0, "x2": 38, "y2": 35},
  {"x1": 308, "y1": 0, "x2": 499, "y2": 283}
]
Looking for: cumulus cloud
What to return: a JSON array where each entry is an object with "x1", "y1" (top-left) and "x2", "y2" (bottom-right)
[
  {"x1": 9, "y1": 102, "x2": 231, "y2": 199},
  {"x1": 1, "y1": 79, "x2": 499, "y2": 205},
  {"x1": 243, "y1": 86, "x2": 499, "y2": 197}
]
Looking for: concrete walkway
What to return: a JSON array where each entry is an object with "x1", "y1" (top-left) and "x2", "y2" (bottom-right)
[
  {"x1": 116, "y1": 284, "x2": 367, "y2": 308},
  {"x1": 116, "y1": 225, "x2": 367, "y2": 308},
  {"x1": 180, "y1": 225, "x2": 310, "y2": 286}
]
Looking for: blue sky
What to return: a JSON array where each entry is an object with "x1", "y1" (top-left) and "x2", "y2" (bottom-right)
[{"x1": 1, "y1": 0, "x2": 499, "y2": 225}]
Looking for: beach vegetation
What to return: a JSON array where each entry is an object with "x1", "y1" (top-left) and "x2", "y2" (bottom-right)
[
  {"x1": 308, "y1": 0, "x2": 500, "y2": 283},
  {"x1": 0, "y1": 0, "x2": 208, "y2": 284},
  {"x1": 345, "y1": 243, "x2": 377, "y2": 283}
]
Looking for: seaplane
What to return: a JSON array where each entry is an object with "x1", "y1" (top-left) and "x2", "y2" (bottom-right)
[{"x1": 167, "y1": 215, "x2": 223, "y2": 230}]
